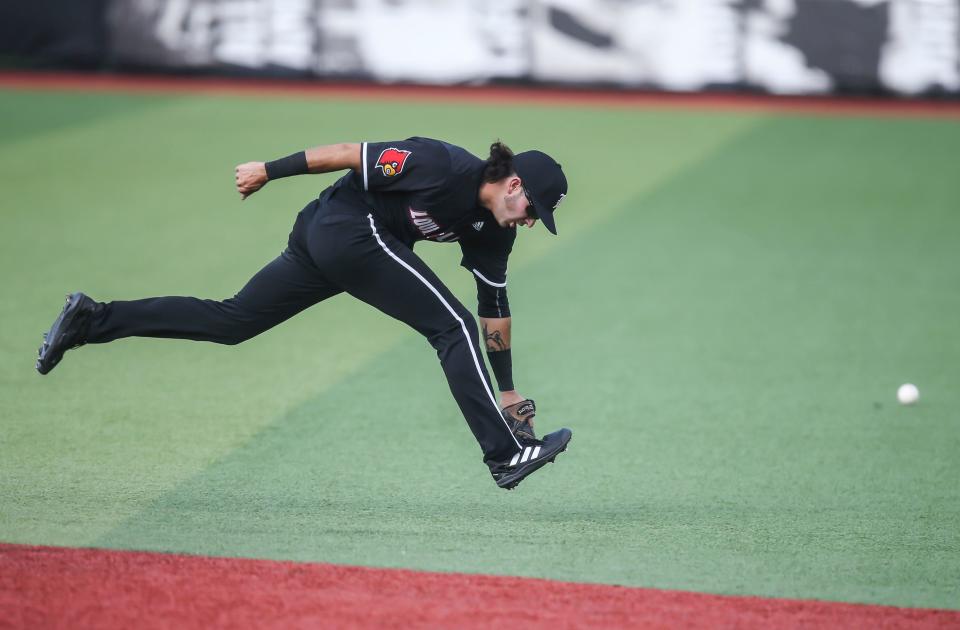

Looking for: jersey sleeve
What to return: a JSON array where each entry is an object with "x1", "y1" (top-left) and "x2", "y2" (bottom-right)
[
  {"x1": 359, "y1": 137, "x2": 449, "y2": 193},
  {"x1": 459, "y1": 225, "x2": 516, "y2": 318}
]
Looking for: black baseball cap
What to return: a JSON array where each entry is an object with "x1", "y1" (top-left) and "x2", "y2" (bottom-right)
[{"x1": 513, "y1": 150, "x2": 567, "y2": 235}]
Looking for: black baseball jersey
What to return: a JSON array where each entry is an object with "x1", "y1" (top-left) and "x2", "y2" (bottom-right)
[{"x1": 329, "y1": 137, "x2": 516, "y2": 295}]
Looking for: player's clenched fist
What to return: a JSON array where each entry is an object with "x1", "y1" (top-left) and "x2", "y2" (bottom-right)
[{"x1": 235, "y1": 161, "x2": 268, "y2": 199}]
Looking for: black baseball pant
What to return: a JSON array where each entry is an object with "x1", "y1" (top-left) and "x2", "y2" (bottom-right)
[{"x1": 87, "y1": 194, "x2": 522, "y2": 462}]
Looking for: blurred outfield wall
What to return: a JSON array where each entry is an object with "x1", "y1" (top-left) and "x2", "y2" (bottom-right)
[{"x1": 2, "y1": 0, "x2": 958, "y2": 96}]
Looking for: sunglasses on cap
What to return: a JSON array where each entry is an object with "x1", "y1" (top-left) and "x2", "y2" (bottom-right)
[{"x1": 522, "y1": 187, "x2": 539, "y2": 220}]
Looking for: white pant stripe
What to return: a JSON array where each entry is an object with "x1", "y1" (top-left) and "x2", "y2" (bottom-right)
[{"x1": 366, "y1": 214, "x2": 521, "y2": 451}]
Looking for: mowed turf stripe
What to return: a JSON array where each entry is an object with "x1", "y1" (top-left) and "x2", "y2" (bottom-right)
[
  {"x1": 95, "y1": 114, "x2": 960, "y2": 610},
  {"x1": 0, "y1": 89, "x2": 760, "y2": 546},
  {"x1": 0, "y1": 95, "x2": 413, "y2": 546},
  {"x1": 0, "y1": 89, "x2": 179, "y2": 148},
  {"x1": 89, "y1": 114, "x2": 762, "y2": 558},
  {"x1": 3, "y1": 544, "x2": 958, "y2": 629},
  {"x1": 513, "y1": 115, "x2": 959, "y2": 607}
]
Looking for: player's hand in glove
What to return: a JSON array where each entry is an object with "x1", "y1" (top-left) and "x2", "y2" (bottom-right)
[{"x1": 501, "y1": 399, "x2": 537, "y2": 441}]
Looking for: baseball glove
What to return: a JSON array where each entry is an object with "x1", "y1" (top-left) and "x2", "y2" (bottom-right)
[{"x1": 501, "y1": 399, "x2": 537, "y2": 441}]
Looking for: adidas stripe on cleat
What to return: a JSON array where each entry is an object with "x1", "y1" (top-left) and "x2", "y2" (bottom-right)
[{"x1": 487, "y1": 428, "x2": 571, "y2": 490}]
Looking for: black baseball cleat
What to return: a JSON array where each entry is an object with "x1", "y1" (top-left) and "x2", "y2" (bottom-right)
[
  {"x1": 487, "y1": 428, "x2": 572, "y2": 490},
  {"x1": 36, "y1": 292, "x2": 100, "y2": 375}
]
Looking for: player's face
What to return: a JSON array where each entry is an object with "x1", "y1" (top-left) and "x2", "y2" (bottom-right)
[{"x1": 494, "y1": 177, "x2": 538, "y2": 230}]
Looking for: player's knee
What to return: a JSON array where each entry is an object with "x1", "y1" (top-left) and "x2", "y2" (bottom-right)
[
  {"x1": 218, "y1": 316, "x2": 261, "y2": 345},
  {"x1": 459, "y1": 311, "x2": 479, "y2": 338},
  {"x1": 428, "y1": 311, "x2": 476, "y2": 350},
  {"x1": 227, "y1": 322, "x2": 264, "y2": 345},
  {"x1": 212, "y1": 299, "x2": 261, "y2": 345}
]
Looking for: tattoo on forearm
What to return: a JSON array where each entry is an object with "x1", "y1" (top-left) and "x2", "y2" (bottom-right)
[{"x1": 482, "y1": 323, "x2": 508, "y2": 352}]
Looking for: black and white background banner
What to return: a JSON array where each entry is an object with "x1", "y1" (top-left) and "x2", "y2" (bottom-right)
[
  {"x1": 533, "y1": 0, "x2": 959, "y2": 95},
  {"x1": 5, "y1": 0, "x2": 959, "y2": 96}
]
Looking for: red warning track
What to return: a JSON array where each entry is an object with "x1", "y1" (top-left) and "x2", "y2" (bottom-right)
[
  {"x1": 2, "y1": 71, "x2": 960, "y2": 119},
  {"x1": 2, "y1": 544, "x2": 957, "y2": 629}
]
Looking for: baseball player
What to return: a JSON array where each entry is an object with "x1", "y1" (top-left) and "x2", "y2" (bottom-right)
[{"x1": 36, "y1": 138, "x2": 571, "y2": 490}]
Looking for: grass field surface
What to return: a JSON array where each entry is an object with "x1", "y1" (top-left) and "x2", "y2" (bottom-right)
[{"x1": 1, "y1": 83, "x2": 958, "y2": 613}]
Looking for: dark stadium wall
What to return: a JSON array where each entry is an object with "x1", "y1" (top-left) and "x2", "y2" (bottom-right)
[
  {"x1": 0, "y1": 1, "x2": 109, "y2": 69},
  {"x1": 2, "y1": 0, "x2": 959, "y2": 97}
]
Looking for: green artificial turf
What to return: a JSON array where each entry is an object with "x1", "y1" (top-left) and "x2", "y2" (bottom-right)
[{"x1": 0, "y1": 87, "x2": 957, "y2": 609}]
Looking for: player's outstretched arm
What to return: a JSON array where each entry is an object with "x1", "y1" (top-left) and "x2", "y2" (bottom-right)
[
  {"x1": 480, "y1": 316, "x2": 527, "y2": 408},
  {"x1": 234, "y1": 142, "x2": 361, "y2": 200},
  {"x1": 483, "y1": 316, "x2": 538, "y2": 440},
  {"x1": 305, "y1": 142, "x2": 362, "y2": 173}
]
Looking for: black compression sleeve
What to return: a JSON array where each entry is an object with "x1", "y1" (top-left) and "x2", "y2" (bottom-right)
[
  {"x1": 265, "y1": 151, "x2": 309, "y2": 180},
  {"x1": 487, "y1": 349, "x2": 514, "y2": 392},
  {"x1": 476, "y1": 282, "x2": 510, "y2": 319}
]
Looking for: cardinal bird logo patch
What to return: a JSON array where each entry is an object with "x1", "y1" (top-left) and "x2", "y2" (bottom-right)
[{"x1": 375, "y1": 147, "x2": 412, "y2": 177}]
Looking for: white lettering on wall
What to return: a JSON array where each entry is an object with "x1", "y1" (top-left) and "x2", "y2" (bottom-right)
[{"x1": 880, "y1": 0, "x2": 960, "y2": 93}]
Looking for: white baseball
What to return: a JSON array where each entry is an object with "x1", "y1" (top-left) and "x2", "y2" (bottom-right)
[{"x1": 897, "y1": 383, "x2": 919, "y2": 405}]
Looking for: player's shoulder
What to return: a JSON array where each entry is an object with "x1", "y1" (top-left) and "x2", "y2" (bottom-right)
[
  {"x1": 362, "y1": 137, "x2": 451, "y2": 187},
  {"x1": 406, "y1": 137, "x2": 482, "y2": 166},
  {"x1": 365, "y1": 137, "x2": 448, "y2": 161},
  {"x1": 393, "y1": 136, "x2": 453, "y2": 170}
]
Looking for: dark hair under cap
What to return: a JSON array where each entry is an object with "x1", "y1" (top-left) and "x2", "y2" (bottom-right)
[{"x1": 481, "y1": 141, "x2": 515, "y2": 183}]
